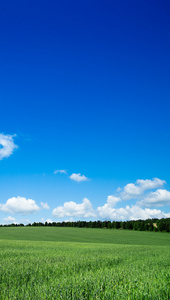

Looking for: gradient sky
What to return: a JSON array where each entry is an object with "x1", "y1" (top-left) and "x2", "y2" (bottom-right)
[{"x1": 0, "y1": 0, "x2": 170, "y2": 224}]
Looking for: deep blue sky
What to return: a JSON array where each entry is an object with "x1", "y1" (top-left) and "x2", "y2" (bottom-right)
[{"x1": 0, "y1": 0, "x2": 170, "y2": 224}]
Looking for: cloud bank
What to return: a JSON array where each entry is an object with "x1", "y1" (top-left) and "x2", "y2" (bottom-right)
[
  {"x1": 0, "y1": 133, "x2": 18, "y2": 160},
  {"x1": 1, "y1": 178, "x2": 169, "y2": 222},
  {"x1": 52, "y1": 178, "x2": 170, "y2": 221}
]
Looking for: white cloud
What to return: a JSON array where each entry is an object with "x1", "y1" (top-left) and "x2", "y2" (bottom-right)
[
  {"x1": 40, "y1": 202, "x2": 50, "y2": 209},
  {"x1": 97, "y1": 195, "x2": 121, "y2": 220},
  {"x1": 52, "y1": 198, "x2": 96, "y2": 218},
  {"x1": 54, "y1": 170, "x2": 67, "y2": 174},
  {"x1": 0, "y1": 133, "x2": 18, "y2": 160},
  {"x1": 121, "y1": 178, "x2": 165, "y2": 200},
  {"x1": 3, "y1": 216, "x2": 17, "y2": 224},
  {"x1": 139, "y1": 189, "x2": 170, "y2": 207},
  {"x1": 136, "y1": 178, "x2": 166, "y2": 190},
  {"x1": 107, "y1": 195, "x2": 121, "y2": 206},
  {"x1": 69, "y1": 173, "x2": 88, "y2": 182},
  {"x1": 0, "y1": 196, "x2": 40, "y2": 215}
]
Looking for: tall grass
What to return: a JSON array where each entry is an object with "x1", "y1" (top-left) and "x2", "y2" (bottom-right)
[{"x1": 0, "y1": 228, "x2": 169, "y2": 299}]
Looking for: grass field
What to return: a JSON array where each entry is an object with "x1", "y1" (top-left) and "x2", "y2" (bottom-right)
[{"x1": 0, "y1": 228, "x2": 170, "y2": 299}]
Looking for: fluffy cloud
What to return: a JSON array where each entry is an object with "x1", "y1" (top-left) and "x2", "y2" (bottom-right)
[
  {"x1": 54, "y1": 170, "x2": 67, "y2": 174},
  {"x1": 97, "y1": 195, "x2": 121, "y2": 219},
  {"x1": 69, "y1": 173, "x2": 88, "y2": 182},
  {"x1": 121, "y1": 178, "x2": 165, "y2": 200},
  {"x1": 0, "y1": 133, "x2": 18, "y2": 160},
  {"x1": 0, "y1": 197, "x2": 40, "y2": 215},
  {"x1": 40, "y1": 202, "x2": 50, "y2": 209},
  {"x1": 52, "y1": 198, "x2": 96, "y2": 218},
  {"x1": 139, "y1": 189, "x2": 170, "y2": 207},
  {"x1": 136, "y1": 178, "x2": 166, "y2": 190}
]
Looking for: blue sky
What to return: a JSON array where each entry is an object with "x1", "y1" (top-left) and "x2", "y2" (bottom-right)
[{"x1": 0, "y1": 0, "x2": 170, "y2": 224}]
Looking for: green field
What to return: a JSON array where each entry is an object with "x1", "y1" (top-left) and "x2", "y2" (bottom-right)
[{"x1": 0, "y1": 228, "x2": 170, "y2": 299}]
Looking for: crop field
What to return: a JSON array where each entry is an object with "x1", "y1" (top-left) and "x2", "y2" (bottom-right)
[{"x1": 0, "y1": 227, "x2": 170, "y2": 299}]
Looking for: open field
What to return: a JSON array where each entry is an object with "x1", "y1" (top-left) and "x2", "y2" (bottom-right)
[{"x1": 0, "y1": 228, "x2": 170, "y2": 299}]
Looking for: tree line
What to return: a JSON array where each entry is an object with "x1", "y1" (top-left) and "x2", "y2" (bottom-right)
[{"x1": 0, "y1": 218, "x2": 170, "y2": 232}]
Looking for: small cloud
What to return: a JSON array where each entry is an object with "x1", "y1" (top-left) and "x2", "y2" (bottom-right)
[
  {"x1": 46, "y1": 218, "x2": 53, "y2": 223},
  {"x1": 0, "y1": 196, "x2": 40, "y2": 215},
  {"x1": 0, "y1": 133, "x2": 18, "y2": 160},
  {"x1": 64, "y1": 218, "x2": 74, "y2": 222},
  {"x1": 20, "y1": 218, "x2": 30, "y2": 225},
  {"x1": 52, "y1": 198, "x2": 96, "y2": 218},
  {"x1": 40, "y1": 202, "x2": 50, "y2": 209},
  {"x1": 116, "y1": 187, "x2": 122, "y2": 192},
  {"x1": 54, "y1": 169, "x2": 67, "y2": 174},
  {"x1": 41, "y1": 218, "x2": 53, "y2": 223},
  {"x1": 3, "y1": 216, "x2": 17, "y2": 224},
  {"x1": 69, "y1": 173, "x2": 89, "y2": 182}
]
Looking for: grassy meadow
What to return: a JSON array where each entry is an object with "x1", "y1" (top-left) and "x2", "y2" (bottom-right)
[{"x1": 0, "y1": 227, "x2": 170, "y2": 299}]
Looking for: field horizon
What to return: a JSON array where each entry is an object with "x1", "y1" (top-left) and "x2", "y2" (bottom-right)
[{"x1": 0, "y1": 226, "x2": 170, "y2": 246}]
